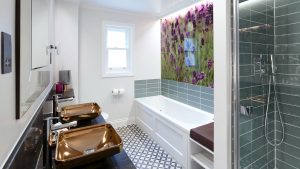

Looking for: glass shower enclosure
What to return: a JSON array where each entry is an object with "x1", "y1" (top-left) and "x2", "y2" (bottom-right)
[{"x1": 233, "y1": 0, "x2": 300, "y2": 168}]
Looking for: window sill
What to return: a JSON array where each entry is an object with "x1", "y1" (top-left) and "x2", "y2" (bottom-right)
[{"x1": 102, "y1": 72, "x2": 134, "y2": 78}]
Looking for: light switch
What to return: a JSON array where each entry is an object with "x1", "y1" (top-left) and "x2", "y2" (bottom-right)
[{"x1": 1, "y1": 32, "x2": 12, "y2": 74}]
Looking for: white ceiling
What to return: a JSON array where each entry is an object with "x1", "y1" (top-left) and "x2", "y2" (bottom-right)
[{"x1": 80, "y1": 0, "x2": 199, "y2": 17}]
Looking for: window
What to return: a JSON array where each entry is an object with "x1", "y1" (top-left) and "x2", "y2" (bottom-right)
[{"x1": 102, "y1": 22, "x2": 134, "y2": 77}]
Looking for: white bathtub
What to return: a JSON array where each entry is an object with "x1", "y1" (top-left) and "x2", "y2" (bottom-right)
[{"x1": 135, "y1": 95, "x2": 214, "y2": 168}]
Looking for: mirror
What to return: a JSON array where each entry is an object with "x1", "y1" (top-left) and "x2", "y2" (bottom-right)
[
  {"x1": 16, "y1": 0, "x2": 52, "y2": 119},
  {"x1": 32, "y1": 0, "x2": 50, "y2": 69}
]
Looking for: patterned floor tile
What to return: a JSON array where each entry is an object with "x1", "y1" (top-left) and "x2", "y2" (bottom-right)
[{"x1": 116, "y1": 124, "x2": 183, "y2": 169}]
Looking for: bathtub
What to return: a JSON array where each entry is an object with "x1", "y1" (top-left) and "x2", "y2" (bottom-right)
[{"x1": 135, "y1": 95, "x2": 214, "y2": 168}]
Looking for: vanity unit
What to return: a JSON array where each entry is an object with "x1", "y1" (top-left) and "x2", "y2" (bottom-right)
[
  {"x1": 45, "y1": 115, "x2": 135, "y2": 169},
  {"x1": 189, "y1": 123, "x2": 214, "y2": 169}
]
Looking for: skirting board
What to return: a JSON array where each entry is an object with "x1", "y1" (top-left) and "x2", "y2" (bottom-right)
[{"x1": 107, "y1": 117, "x2": 136, "y2": 128}]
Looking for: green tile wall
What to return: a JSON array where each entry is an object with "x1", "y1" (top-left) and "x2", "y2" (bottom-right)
[
  {"x1": 134, "y1": 79, "x2": 161, "y2": 98},
  {"x1": 161, "y1": 79, "x2": 214, "y2": 113},
  {"x1": 238, "y1": 0, "x2": 275, "y2": 168},
  {"x1": 275, "y1": 0, "x2": 300, "y2": 168},
  {"x1": 134, "y1": 79, "x2": 214, "y2": 114}
]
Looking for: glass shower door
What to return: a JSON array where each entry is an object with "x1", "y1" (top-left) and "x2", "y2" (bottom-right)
[
  {"x1": 238, "y1": 0, "x2": 276, "y2": 168},
  {"x1": 235, "y1": 0, "x2": 300, "y2": 168}
]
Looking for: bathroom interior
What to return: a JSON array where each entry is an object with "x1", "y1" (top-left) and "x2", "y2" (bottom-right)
[{"x1": 0, "y1": 0, "x2": 299, "y2": 168}]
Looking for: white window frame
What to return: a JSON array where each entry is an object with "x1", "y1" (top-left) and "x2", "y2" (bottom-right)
[{"x1": 102, "y1": 21, "x2": 134, "y2": 78}]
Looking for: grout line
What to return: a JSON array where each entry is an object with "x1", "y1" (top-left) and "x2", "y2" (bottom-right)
[
  {"x1": 275, "y1": 1, "x2": 300, "y2": 9},
  {"x1": 276, "y1": 158, "x2": 298, "y2": 169}
]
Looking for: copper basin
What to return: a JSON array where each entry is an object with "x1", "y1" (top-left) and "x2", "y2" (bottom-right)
[
  {"x1": 60, "y1": 103, "x2": 101, "y2": 123},
  {"x1": 55, "y1": 124, "x2": 122, "y2": 169}
]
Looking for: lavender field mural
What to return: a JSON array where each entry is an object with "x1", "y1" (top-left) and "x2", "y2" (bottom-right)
[{"x1": 161, "y1": 2, "x2": 214, "y2": 87}]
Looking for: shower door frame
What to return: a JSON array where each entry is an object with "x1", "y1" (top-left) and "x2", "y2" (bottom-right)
[{"x1": 232, "y1": 0, "x2": 240, "y2": 168}]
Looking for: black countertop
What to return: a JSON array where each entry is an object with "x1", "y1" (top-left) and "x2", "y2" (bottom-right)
[{"x1": 48, "y1": 115, "x2": 136, "y2": 169}]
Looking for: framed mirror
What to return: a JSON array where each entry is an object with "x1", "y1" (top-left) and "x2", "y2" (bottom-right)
[{"x1": 16, "y1": 0, "x2": 52, "y2": 119}]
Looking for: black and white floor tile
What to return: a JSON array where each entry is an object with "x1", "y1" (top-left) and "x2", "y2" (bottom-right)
[{"x1": 116, "y1": 124, "x2": 183, "y2": 169}]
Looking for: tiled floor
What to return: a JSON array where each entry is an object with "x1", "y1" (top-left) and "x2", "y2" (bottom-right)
[{"x1": 116, "y1": 124, "x2": 183, "y2": 169}]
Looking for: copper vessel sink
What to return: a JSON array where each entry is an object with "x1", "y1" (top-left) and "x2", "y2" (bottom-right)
[
  {"x1": 55, "y1": 124, "x2": 122, "y2": 169},
  {"x1": 60, "y1": 103, "x2": 101, "y2": 123}
]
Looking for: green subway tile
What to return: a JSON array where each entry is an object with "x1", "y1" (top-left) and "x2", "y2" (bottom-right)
[
  {"x1": 251, "y1": 154, "x2": 268, "y2": 169},
  {"x1": 178, "y1": 82, "x2": 187, "y2": 88},
  {"x1": 239, "y1": 8, "x2": 251, "y2": 20},
  {"x1": 276, "y1": 0, "x2": 300, "y2": 7},
  {"x1": 252, "y1": 116, "x2": 264, "y2": 129},
  {"x1": 161, "y1": 79, "x2": 169, "y2": 84},
  {"x1": 169, "y1": 80, "x2": 178, "y2": 86},
  {"x1": 147, "y1": 79, "x2": 160, "y2": 83},
  {"x1": 201, "y1": 86, "x2": 214, "y2": 94},
  {"x1": 135, "y1": 84, "x2": 147, "y2": 89},
  {"x1": 240, "y1": 31, "x2": 252, "y2": 43},
  {"x1": 135, "y1": 93, "x2": 147, "y2": 98},
  {"x1": 201, "y1": 99, "x2": 214, "y2": 108},
  {"x1": 277, "y1": 150, "x2": 300, "y2": 168},
  {"x1": 168, "y1": 85, "x2": 178, "y2": 91},
  {"x1": 278, "y1": 142, "x2": 300, "y2": 159},
  {"x1": 177, "y1": 92, "x2": 187, "y2": 99},
  {"x1": 240, "y1": 65, "x2": 253, "y2": 76},
  {"x1": 188, "y1": 89, "x2": 200, "y2": 97},
  {"x1": 239, "y1": 19, "x2": 251, "y2": 29},
  {"x1": 241, "y1": 143, "x2": 252, "y2": 159},
  {"x1": 279, "y1": 103, "x2": 300, "y2": 116},
  {"x1": 276, "y1": 158, "x2": 297, "y2": 169},
  {"x1": 281, "y1": 133, "x2": 300, "y2": 149},
  {"x1": 252, "y1": 136, "x2": 267, "y2": 152},
  {"x1": 147, "y1": 83, "x2": 159, "y2": 88},
  {"x1": 240, "y1": 42, "x2": 251, "y2": 54},
  {"x1": 251, "y1": 11, "x2": 267, "y2": 24},
  {"x1": 240, "y1": 156, "x2": 252, "y2": 169},
  {"x1": 276, "y1": 22, "x2": 300, "y2": 36},
  {"x1": 276, "y1": 12, "x2": 300, "y2": 27},
  {"x1": 188, "y1": 95, "x2": 200, "y2": 103},
  {"x1": 282, "y1": 113, "x2": 300, "y2": 127},
  {"x1": 201, "y1": 93, "x2": 213, "y2": 101},
  {"x1": 278, "y1": 94, "x2": 300, "y2": 106},
  {"x1": 240, "y1": 131, "x2": 252, "y2": 147},
  {"x1": 240, "y1": 120, "x2": 252, "y2": 135},
  {"x1": 252, "y1": 126, "x2": 264, "y2": 139},
  {"x1": 188, "y1": 84, "x2": 201, "y2": 91},
  {"x1": 178, "y1": 87, "x2": 188, "y2": 94},
  {"x1": 240, "y1": 54, "x2": 252, "y2": 65},
  {"x1": 251, "y1": 145, "x2": 267, "y2": 163},
  {"x1": 147, "y1": 88, "x2": 159, "y2": 93},
  {"x1": 276, "y1": 2, "x2": 300, "y2": 16},
  {"x1": 135, "y1": 80, "x2": 147, "y2": 85}
]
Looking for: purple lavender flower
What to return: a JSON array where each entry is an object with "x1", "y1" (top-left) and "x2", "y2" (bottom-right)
[
  {"x1": 175, "y1": 17, "x2": 179, "y2": 28},
  {"x1": 178, "y1": 44, "x2": 183, "y2": 54},
  {"x1": 192, "y1": 71, "x2": 197, "y2": 77},
  {"x1": 186, "y1": 31, "x2": 190, "y2": 37},
  {"x1": 180, "y1": 33, "x2": 184, "y2": 42},
  {"x1": 196, "y1": 72, "x2": 206, "y2": 81},
  {"x1": 201, "y1": 38, "x2": 205, "y2": 46},
  {"x1": 208, "y1": 59, "x2": 214, "y2": 70},
  {"x1": 192, "y1": 77, "x2": 197, "y2": 84}
]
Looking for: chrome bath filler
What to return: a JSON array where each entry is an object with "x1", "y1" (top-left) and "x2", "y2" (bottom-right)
[{"x1": 264, "y1": 54, "x2": 285, "y2": 146}]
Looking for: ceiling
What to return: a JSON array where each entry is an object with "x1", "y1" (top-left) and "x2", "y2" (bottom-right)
[{"x1": 80, "y1": 0, "x2": 199, "y2": 17}]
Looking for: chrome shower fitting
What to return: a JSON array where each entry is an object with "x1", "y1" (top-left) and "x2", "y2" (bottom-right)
[{"x1": 264, "y1": 54, "x2": 285, "y2": 147}]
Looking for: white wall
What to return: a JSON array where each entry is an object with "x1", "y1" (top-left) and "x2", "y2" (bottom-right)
[
  {"x1": 78, "y1": 7, "x2": 161, "y2": 124},
  {"x1": 54, "y1": 0, "x2": 79, "y2": 104},
  {"x1": 213, "y1": 0, "x2": 232, "y2": 168},
  {"x1": 0, "y1": 0, "x2": 54, "y2": 167}
]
